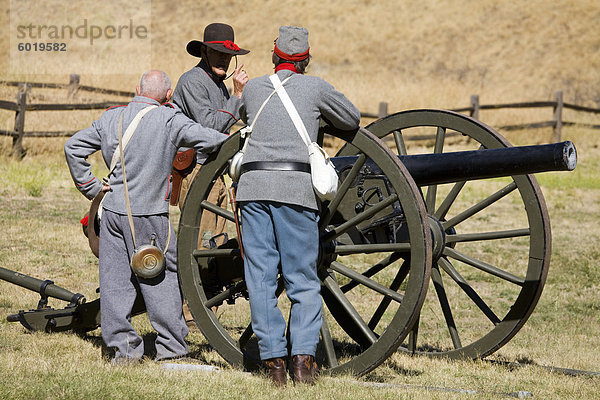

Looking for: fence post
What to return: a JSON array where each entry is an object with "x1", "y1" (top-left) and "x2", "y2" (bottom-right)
[
  {"x1": 12, "y1": 83, "x2": 28, "y2": 159},
  {"x1": 378, "y1": 102, "x2": 388, "y2": 118},
  {"x1": 470, "y1": 95, "x2": 480, "y2": 120},
  {"x1": 552, "y1": 90, "x2": 563, "y2": 142},
  {"x1": 68, "y1": 74, "x2": 80, "y2": 100}
]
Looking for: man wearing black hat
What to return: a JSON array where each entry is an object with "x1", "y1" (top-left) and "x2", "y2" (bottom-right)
[
  {"x1": 172, "y1": 23, "x2": 249, "y2": 276},
  {"x1": 173, "y1": 23, "x2": 249, "y2": 133}
]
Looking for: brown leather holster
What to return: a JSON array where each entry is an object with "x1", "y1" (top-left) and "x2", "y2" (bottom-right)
[{"x1": 170, "y1": 149, "x2": 197, "y2": 206}]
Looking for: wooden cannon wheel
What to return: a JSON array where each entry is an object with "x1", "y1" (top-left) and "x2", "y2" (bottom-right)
[
  {"x1": 177, "y1": 127, "x2": 432, "y2": 376},
  {"x1": 338, "y1": 109, "x2": 552, "y2": 360}
]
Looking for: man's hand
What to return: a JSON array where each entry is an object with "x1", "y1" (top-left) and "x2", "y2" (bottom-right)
[
  {"x1": 101, "y1": 184, "x2": 111, "y2": 193},
  {"x1": 232, "y1": 64, "x2": 249, "y2": 99}
]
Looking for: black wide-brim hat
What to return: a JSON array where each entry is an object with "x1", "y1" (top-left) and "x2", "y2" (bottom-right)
[{"x1": 186, "y1": 23, "x2": 249, "y2": 57}]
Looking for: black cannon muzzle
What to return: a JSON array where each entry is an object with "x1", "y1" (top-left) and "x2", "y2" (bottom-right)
[{"x1": 331, "y1": 141, "x2": 577, "y2": 186}]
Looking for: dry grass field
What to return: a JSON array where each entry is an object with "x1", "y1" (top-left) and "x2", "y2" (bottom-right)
[{"x1": 1, "y1": 0, "x2": 599, "y2": 399}]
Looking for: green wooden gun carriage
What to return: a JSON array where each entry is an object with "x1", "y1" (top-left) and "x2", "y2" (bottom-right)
[{"x1": 3, "y1": 110, "x2": 577, "y2": 377}]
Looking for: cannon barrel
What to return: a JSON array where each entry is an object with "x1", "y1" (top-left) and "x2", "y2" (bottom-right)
[
  {"x1": 0, "y1": 266, "x2": 85, "y2": 305},
  {"x1": 331, "y1": 141, "x2": 577, "y2": 186}
]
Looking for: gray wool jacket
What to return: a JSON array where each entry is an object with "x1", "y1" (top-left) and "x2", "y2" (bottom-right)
[
  {"x1": 236, "y1": 70, "x2": 360, "y2": 211},
  {"x1": 64, "y1": 96, "x2": 228, "y2": 216},
  {"x1": 172, "y1": 61, "x2": 242, "y2": 131},
  {"x1": 172, "y1": 61, "x2": 242, "y2": 162}
]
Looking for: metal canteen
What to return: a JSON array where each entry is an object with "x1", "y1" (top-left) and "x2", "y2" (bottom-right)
[
  {"x1": 130, "y1": 235, "x2": 165, "y2": 279},
  {"x1": 229, "y1": 151, "x2": 244, "y2": 182}
]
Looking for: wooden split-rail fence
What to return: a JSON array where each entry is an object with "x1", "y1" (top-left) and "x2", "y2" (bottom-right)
[{"x1": 1, "y1": 74, "x2": 600, "y2": 159}]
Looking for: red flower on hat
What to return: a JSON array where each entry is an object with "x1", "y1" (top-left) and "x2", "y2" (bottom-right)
[
  {"x1": 223, "y1": 40, "x2": 240, "y2": 51},
  {"x1": 207, "y1": 40, "x2": 241, "y2": 51}
]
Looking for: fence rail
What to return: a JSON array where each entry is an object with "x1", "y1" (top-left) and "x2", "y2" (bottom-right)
[
  {"x1": 0, "y1": 74, "x2": 134, "y2": 98},
  {"x1": 1, "y1": 75, "x2": 600, "y2": 158}
]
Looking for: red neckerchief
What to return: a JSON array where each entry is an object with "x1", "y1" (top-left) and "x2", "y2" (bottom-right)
[{"x1": 275, "y1": 63, "x2": 298, "y2": 73}]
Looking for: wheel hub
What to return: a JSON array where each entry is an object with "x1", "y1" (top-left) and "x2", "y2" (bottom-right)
[{"x1": 429, "y1": 215, "x2": 447, "y2": 262}]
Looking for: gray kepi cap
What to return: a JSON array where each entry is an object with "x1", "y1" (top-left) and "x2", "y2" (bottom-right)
[{"x1": 274, "y1": 26, "x2": 310, "y2": 61}]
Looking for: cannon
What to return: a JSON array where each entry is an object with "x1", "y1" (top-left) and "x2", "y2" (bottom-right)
[
  {"x1": 0, "y1": 265, "x2": 145, "y2": 333},
  {"x1": 3, "y1": 109, "x2": 576, "y2": 377},
  {"x1": 178, "y1": 109, "x2": 576, "y2": 376}
]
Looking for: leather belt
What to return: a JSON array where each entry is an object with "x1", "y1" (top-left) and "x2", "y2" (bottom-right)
[{"x1": 240, "y1": 161, "x2": 311, "y2": 175}]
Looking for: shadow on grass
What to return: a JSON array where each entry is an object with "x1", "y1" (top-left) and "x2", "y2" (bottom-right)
[{"x1": 81, "y1": 330, "x2": 228, "y2": 368}]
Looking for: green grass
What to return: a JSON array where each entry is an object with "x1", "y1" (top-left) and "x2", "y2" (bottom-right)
[{"x1": 1, "y1": 128, "x2": 600, "y2": 399}]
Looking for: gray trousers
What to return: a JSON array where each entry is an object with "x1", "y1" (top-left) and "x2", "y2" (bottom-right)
[{"x1": 99, "y1": 209, "x2": 189, "y2": 361}]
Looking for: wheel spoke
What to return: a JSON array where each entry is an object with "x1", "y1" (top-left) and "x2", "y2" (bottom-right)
[
  {"x1": 324, "y1": 193, "x2": 399, "y2": 241},
  {"x1": 322, "y1": 153, "x2": 367, "y2": 227},
  {"x1": 393, "y1": 130, "x2": 407, "y2": 155},
  {"x1": 433, "y1": 126, "x2": 446, "y2": 153},
  {"x1": 442, "y1": 181, "x2": 518, "y2": 230},
  {"x1": 434, "y1": 181, "x2": 466, "y2": 220},
  {"x1": 330, "y1": 261, "x2": 404, "y2": 304},
  {"x1": 367, "y1": 259, "x2": 410, "y2": 331},
  {"x1": 201, "y1": 200, "x2": 235, "y2": 222},
  {"x1": 407, "y1": 313, "x2": 420, "y2": 353},
  {"x1": 443, "y1": 247, "x2": 525, "y2": 286},
  {"x1": 425, "y1": 185, "x2": 437, "y2": 212},
  {"x1": 323, "y1": 274, "x2": 377, "y2": 345},
  {"x1": 433, "y1": 146, "x2": 484, "y2": 221},
  {"x1": 446, "y1": 228, "x2": 530, "y2": 243},
  {"x1": 431, "y1": 264, "x2": 462, "y2": 349},
  {"x1": 340, "y1": 252, "x2": 403, "y2": 293},
  {"x1": 320, "y1": 310, "x2": 339, "y2": 368},
  {"x1": 205, "y1": 280, "x2": 247, "y2": 309},
  {"x1": 332, "y1": 242, "x2": 411, "y2": 255},
  {"x1": 425, "y1": 127, "x2": 446, "y2": 211},
  {"x1": 238, "y1": 323, "x2": 253, "y2": 349},
  {"x1": 438, "y1": 257, "x2": 501, "y2": 325}
]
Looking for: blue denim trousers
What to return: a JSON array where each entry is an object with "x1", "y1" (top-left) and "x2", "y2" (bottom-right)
[{"x1": 240, "y1": 201, "x2": 322, "y2": 360}]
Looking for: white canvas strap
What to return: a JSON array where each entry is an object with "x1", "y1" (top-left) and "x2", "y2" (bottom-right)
[
  {"x1": 108, "y1": 105, "x2": 157, "y2": 176},
  {"x1": 116, "y1": 108, "x2": 170, "y2": 253},
  {"x1": 238, "y1": 76, "x2": 293, "y2": 154},
  {"x1": 269, "y1": 74, "x2": 311, "y2": 148},
  {"x1": 98, "y1": 105, "x2": 157, "y2": 221}
]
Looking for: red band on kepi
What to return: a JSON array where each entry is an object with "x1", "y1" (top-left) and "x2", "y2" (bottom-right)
[
  {"x1": 274, "y1": 44, "x2": 310, "y2": 62},
  {"x1": 206, "y1": 40, "x2": 241, "y2": 52}
]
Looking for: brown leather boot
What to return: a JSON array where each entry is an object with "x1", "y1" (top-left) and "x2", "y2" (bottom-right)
[
  {"x1": 292, "y1": 354, "x2": 318, "y2": 385},
  {"x1": 263, "y1": 357, "x2": 287, "y2": 386}
]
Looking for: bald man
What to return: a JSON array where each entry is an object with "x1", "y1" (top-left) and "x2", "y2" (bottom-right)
[{"x1": 65, "y1": 70, "x2": 228, "y2": 364}]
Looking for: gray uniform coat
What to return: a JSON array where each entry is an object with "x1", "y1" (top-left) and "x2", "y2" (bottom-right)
[
  {"x1": 236, "y1": 70, "x2": 360, "y2": 211},
  {"x1": 64, "y1": 96, "x2": 227, "y2": 215},
  {"x1": 64, "y1": 95, "x2": 226, "y2": 362},
  {"x1": 172, "y1": 60, "x2": 241, "y2": 131}
]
